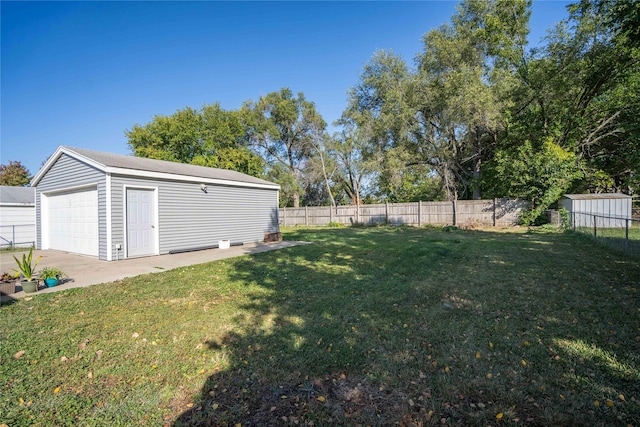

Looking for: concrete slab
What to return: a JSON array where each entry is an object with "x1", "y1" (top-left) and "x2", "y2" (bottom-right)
[{"x1": 1, "y1": 241, "x2": 309, "y2": 300}]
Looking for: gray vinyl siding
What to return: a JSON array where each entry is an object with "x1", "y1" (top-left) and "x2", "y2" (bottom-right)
[
  {"x1": 110, "y1": 175, "x2": 279, "y2": 258},
  {"x1": 35, "y1": 154, "x2": 107, "y2": 259}
]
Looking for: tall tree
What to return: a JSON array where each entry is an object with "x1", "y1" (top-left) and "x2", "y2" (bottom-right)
[
  {"x1": 412, "y1": 0, "x2": 530, "y2": 200},
  {"x1": 244, "y1": 88, "x2": 326, "y2": 207},
  {"x1": 0, "y1": 161, "x2": 31, "y2": 186},
  {"x1": 341, "y1": 50, "x2": 417, "y2": 202},
  {"x1": 496, "y1": 0, "x2": 640, "y2": 200},
  {"x1": 126, "y1": 104, "x2": 264, "y2": 177}
]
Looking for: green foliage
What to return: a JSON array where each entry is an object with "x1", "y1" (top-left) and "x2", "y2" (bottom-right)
[
  {"x1": 559, "y1": 207, "x2": 571, "y2": 229},
  {"x1": 244, "y1": 88, "x2": 327, "y2": 207},
  {"x1": 491, "y1": 138, "x2": 582, "y2": 224},
  {"x1": 0, "y1": 160, "x2": 31, "y2": 186},
  {"x1": 266, "y1": 163, "x2": 303, "y2": 208},
  {"x1": 39, "y1": 267, "x2": 66, "y2": 280},
  {"x1": 126, "y1": 104, "x2": 264, "y2": 177},
  {"x1": 12, "y1": 247, "x2": 41, "y2": 282}
]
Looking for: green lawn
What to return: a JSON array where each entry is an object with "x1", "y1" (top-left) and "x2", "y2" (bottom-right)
[{"x1": 1, "y1": 226, "x2": 639, "y2": 426}]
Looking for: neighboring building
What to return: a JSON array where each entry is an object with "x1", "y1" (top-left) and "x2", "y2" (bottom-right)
[
  {"x1": 560, "y1": 193, "x2": 632, "y2": 228},
  {"x1": 31, "y1": 146, "x2": 280, "y2": 261},
  {"x1": 0, "y1": 186, "x2": 36, "y2": 248}
]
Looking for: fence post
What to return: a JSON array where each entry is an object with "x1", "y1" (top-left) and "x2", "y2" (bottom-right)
[
  {"x1": 283, "y1": 208, "x2": 287, "y2": 227},
  {"x1": 593, "y1": 215, "x2": 597, "y2": 238},
  {"x1": 385, "y1": 202, "x2": 389, "y2": 224},
  {"x1": 418, "y1": 201, "x2": 422, "y2": 227},
  {"x1": 452, "y1": 200, "x2": 457, "y2": 226},
  {"x1": 330, "y1": 205, "x2": 333, "y2": 224},
  {"x1": 626, "y1": 218, "x2": 630, "y2": 250},
  {"x1": 305, "y1": 206, "x2": 308, "y2": 226},
  {"x1": 356, "y1": 203, "x2": 360, "y2": 224},
  {"x1": 12, "y1": 225, "x2": 16, "y2": 250},
  {"x1": 493, "y1": 198, "x2": 497, "y2": 227}
]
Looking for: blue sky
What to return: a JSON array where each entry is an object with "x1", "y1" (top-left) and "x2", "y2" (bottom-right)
[{"x1": 1, "y1": 1, "x2": 571, "y2": 176}]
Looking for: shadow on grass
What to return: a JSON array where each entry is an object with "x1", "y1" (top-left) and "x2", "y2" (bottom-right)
[{"x1": 174, "y1": 227, "x2": 640, "y2": 426}]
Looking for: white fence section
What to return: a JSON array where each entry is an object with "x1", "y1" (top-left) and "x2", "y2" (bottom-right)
[{"x1": 279, "y1": 199, "x2": 528, "y2": 227}]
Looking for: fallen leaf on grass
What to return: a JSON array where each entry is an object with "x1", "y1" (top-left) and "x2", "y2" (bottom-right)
[
  {"x1": 13, "y1": 350, "x2": 25, "y2": 359},
  {"x1": 496, "y1": 412, "x2": 503, "y2": 420},
  {"x1": 54, "y1": 387, "x2": 60, "y2": 393},
  {"x1": 594, "y1": 400, "x2": 600, "y2": 407},
  {"x1": 316, "y1": 396, "x2": 326, "y2": 402},
  {"x1": 618, "y1": 394, "x2": 626, "y2": 402},
  {"x1": 606, "y1": 399, "x2": 614, "y2": 407}
]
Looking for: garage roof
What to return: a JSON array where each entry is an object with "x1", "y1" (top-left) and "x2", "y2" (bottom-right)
[
  {"x1": 562, "y1": 193, "x2": 632, "y2": 200},
  {"x1": 0, "y1": 186, "x2": 35, "y2": 205},
  {"x1": 32, "y1": 146, "x2": 280, "y2": 190}
]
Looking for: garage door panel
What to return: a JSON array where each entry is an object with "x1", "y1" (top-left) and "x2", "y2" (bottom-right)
[{"x1": 47, "y1": 189, "x2": 99, "y2": 257}]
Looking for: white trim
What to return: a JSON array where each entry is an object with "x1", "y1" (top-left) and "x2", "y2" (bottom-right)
[
  {"x1": 105, "y1": 166, "x2": 280, "y2": 190},
  {"x1": 123, "y1": 185, "x2": 159, "y2": 259},
  {"x1": 106, "y1": 174, "x2": 113, "y2": 261},
  {"x1": 40, "y1": 193, "x2": 48, "y2": 250},
  {"x1": 42, "y1": 182, "x2": 99, "y2": 196},
  {"x1": 31, "y1": 147, "x2": 106, "y2": 186},
  {"x1": 0, "y1": 203, "x2": 35, "y2": 207},
  {"x1": 32, "y1": 146, "x2": 280, "y2": 191}
]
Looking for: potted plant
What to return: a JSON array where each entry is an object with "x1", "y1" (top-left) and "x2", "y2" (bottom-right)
[
  {"x1": 0, "y1": 272, "x2": 18, "y2": 295},
  {"x1": 12, "y1": 248, "x2": 41, "y2": 293},
  {"x1": 40, "y1": 267, "x2": 66, "y2": 288}
]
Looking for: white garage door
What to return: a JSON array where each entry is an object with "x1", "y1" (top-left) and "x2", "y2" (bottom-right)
[{"x1": 46, "y1": 188, "x2": 99, "y2": 256}]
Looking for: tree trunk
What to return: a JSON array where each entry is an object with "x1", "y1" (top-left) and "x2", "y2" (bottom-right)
[{"x1": 472, "y1": 129, "x2": 482, "y2": 200}]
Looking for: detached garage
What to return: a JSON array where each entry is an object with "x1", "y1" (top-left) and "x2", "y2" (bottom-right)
[{"x1": 32, "y1": 146, "x2": 281, "y2": 261}]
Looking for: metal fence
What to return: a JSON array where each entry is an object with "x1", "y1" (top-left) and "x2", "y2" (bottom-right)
[
  {"x1": 570, "y1": 212, "x2": 640, "y2": 256},
  {"x1": 279, "y1": 199, "x2": 528, "y2": 227},
  {"x1": 0, "y1": 224, "x2": 36, "y2": 249}
]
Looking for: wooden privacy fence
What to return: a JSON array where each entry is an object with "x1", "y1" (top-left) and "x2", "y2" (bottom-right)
[{"x1": 279, "y1": 199, "x2": 528, "y2": 227}]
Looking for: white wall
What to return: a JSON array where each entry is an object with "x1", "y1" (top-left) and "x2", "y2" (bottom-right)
[{"x1": 0, "y1": 205, "x2": 36, "y2": 247}]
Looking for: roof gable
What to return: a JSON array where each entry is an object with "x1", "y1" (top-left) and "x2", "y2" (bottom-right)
[{"x1": 32, "y1": 146, "x2": 280, "y2": 190}]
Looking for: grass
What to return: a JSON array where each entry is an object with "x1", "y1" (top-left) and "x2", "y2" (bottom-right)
[
  {"x1": 1, "y1": 226, "x2": 639, "y2": 426},
  {"x1": 573, "y1": 223, "x2": 640, "y2": 256}
]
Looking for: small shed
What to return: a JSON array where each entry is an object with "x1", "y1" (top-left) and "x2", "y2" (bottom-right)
[
  {"x1": 31, "y1": 146, "x2": 281, "y2": 261},
  {"x1": 0, "y1": 186, "x2": 36, "y2": 248},
  {"x1": 559, "y1": 193, "x2": 632, "y2": 228}
]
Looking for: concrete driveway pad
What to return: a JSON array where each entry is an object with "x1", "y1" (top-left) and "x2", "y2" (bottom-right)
[{"x1": 1, "y1": 241, "x2": 308, "y2": 299}]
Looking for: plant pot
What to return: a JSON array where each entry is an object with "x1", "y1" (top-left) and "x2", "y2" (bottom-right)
[
  {"x1": 44, "y1": 278, "x2": 58, "y2": 288},
  {"x1": 21, "y1": 280, "x2": 38, "y2": 294},
  {"x1": 0, "y1": 281, "x2": 15, "y2": 296}
]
